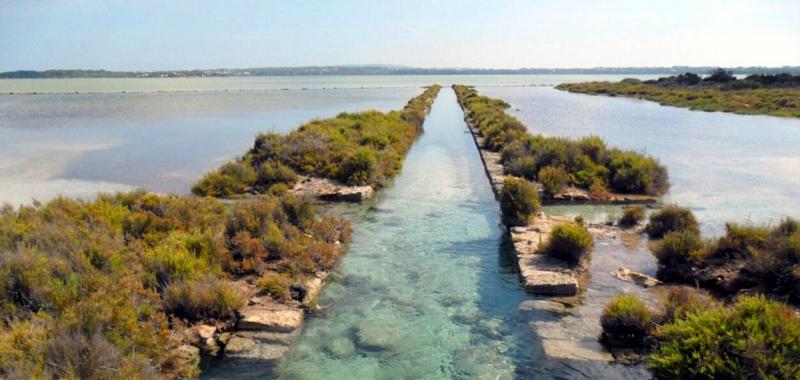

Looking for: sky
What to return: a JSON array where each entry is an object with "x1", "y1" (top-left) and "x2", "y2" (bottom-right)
[{"x1": 1, "y1": 0, "x2": 799, "y2": 71}]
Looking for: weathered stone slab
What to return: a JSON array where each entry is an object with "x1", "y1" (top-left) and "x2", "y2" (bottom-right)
[
  {"x1": 302, "y1": 272, "x2": 326, "y2": 307},
  {"x1": 291, "y1": 176, "x2": 374, "y2": 202},
  {"x1": 518, "y1": 299, "x2": 568, "y2": 314},
  {"x1": 519, "y1": 254, "x2": 580, "y2": 295},
  {"x1": 612, "y1": 267, "x2": 661, "y2": 288},
  {"x1": 238, "y1": 304, "x2": 304, "y2": 332},
  {"x1": 541, "y1": 339, "x2": 613, "y2": 362},
  {"x1": 224, "y1": 334, "x2": 291, "y2": 363}
]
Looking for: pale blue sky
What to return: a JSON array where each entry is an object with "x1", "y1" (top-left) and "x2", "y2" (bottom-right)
[{"x1": 1, "y1": 0, "x2": 798, "y2": 71}]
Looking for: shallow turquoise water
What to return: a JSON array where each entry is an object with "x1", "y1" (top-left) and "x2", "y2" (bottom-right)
[
  {"x1": 276, "y1": 89, "x2": 650, "y2": 379},
  {"x1": 278, "y1": 88, "x2": 528, "y2": 379}
]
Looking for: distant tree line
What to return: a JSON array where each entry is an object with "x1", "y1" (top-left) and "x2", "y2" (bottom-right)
[{"x1": 3, "y1": 65, "x2": 800, "y2": 79}]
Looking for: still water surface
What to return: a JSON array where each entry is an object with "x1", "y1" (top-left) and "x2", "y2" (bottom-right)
[{"x1": 480, "y1": 86, "x2": 800, "y2": 234}]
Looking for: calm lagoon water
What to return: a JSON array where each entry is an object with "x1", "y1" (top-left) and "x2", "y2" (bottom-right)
[
  {"x1": 0, "y1": 75, "x2": 644, "y2": 206},
  {"x1": 479, "y1": 86, "x2": 800, "y2": 235},
  {"x1": 0, "y1": 88, "x2": 419, "y2": 205}
]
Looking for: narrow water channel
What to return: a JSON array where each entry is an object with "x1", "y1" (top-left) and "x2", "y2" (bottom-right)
[
  {"x1": 277, "y1": 88, "x2": 534, "y2": 378},
  {"x1": 275, "y1": 88, "x2": 652, "y2": 379}
]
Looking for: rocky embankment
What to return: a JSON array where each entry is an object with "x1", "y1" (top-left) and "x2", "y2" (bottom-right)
[
  {"x1": 460, "y1": 105, "x2": 585, "y2": 296},
  {"x1": 459, "y1": 96, "x2": 659, "y2": 298},
  {"x1": 290, "y1": 175, "x2": 374, "y2": 202}
]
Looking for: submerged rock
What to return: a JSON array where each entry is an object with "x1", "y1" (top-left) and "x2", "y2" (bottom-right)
[
  {"x1": 612, "y1": 267, "x2": 661, "y2": 288},
  {"x1": 356, "y1": 322, "x2": 399, "y2": 351},
  {"x1": 326, "y1": 337, "x2": 356, "y2": 358},
  {"x1": 517, "y1": 299, "x2": 568, "y2": 314}
]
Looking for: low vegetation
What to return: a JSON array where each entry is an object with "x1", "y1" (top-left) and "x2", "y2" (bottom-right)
[
  {"x1": 648, "y1": 205, "x2": 800, "y2": 302},
  {"x1": 542, "y1": 223, "x2": 594, "y2": 264},
  {"x1": 453, "y1": 85, "x2": 668, "y2": 197},
  {"x1": 600, "y1": 292, "x2": 799, "y2": 379},
  {"x1": 618, "y1": 205, "x2": 646, "y2": 227},
  {"x1": 193, "y1": 85, "x2": 441, "y2": 197},
  {"x1": 650, "y1": 295, "x2": 800, "y2": 379},
  {"x1": 499, "y1": 177, "x2": 540, "y2": 226},
  {"x1": 644, "y1": 205, "x2": 699, "y2": 238},
  {"x1": 556, "y1": 70, "x2": 800, "y2": 118},
  {"x1": 0, "y1": 191, "x2": 351, "y2": 378},
  {"x1": 600, "y1": 294, "x2": 654, "y2": 348}
]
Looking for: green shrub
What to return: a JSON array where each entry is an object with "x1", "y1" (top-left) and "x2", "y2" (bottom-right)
[
  {"x1": 657, "y1": 286, "x2": 707, "y2": 324},
  {"x1": 340, "y1": 147, "x2": 376, "y2": 186},
  {"x1": 608, "y1": 150, "x2": 668, "y2": 195},
  {"x1": 542, "y1": 223, "x2": 594, "y2": 263},
  {"x1": 499, "y1": 177, "x2": 540, "y2": 227},
  {"x1": 619, "y1": 205, "x2": 646, "y2": 227},
  {"x1": 537, "y1": 166, "x2": 568, "y2": 196},
  {"x1": 257, "y1": 273, "x2": 293, "y2": 301},
  {"x1": 257, "y1": 161, "x2": 298, "y2": 189},
  {"x1": 601, "y1": 294, "x2": 654, "y2": 348},
  {"x1": 645, "y1": 205, "x2": 699, "y2": 238},
  {"x1": 651, "y1": 229, "x2": 706, "y2": 266},
  {"x1": 649, "y1": 296, "x2": 800, "y2": 379},
  {"x1": 505, "y1": 156, "x2": 538, "y2": 180},
  {"x1": 162, "y1": 275, "x2": 243, "y2": 321}
]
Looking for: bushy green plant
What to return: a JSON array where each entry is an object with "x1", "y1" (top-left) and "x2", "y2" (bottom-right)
[
  {"x1": 649, "y1": 296, "x2": 800, "y2": 379},
  {"x1": 537, "y1": 166, "x2": 568, "y2": 196},
  {"x1": 162, "y1": 275, "x2": 243, "y2": 321},
  {"x1": 257, "y1": 161, "x2": 298, "y2": 189},
  {"x1": 645, "y1": 205, "x2": 699, "y2": 238},
  {"x1": 542, "y1": 223, "x2": 594, "y2": 263},
  {"x1": 601, "y1": 294, "x2": 654, "y2": 348},
  {"x1": 619, "y1": 205, "x2": 646, "y2": 227},
  {"x1": 340, "y1": 147, "x2": 376, "y2": 185},
  {"x1": 257, "y1": 273, "x2": 293, "y2": 301},
  {"x1": 499, "y1": 177, "x2": 540, "y2": 227},
  {"x1": 651, "y1": 229, "x2": 706, "y2": 266},
  {"x1": 656, "y1": 286, "x2": 707, "y2": 324}
]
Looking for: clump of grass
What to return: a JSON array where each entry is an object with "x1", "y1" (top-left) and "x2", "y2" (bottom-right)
[
  {"x1": 649, "y1": 296, "x2": 800, "y2": 379},
  {"x1": 645, "y1": 205, "x2": 699, "y2": 239},
  {"x1": 538, "y1": 166, "x2": 568, "y2": 196},
  {"x1": 651, "y1": 229, "x2": 706, "y2": 266},
  {"x1": 257, "y1": 273, "x2": 293, "y2": 301},
  {"x1": 600, "y1": 294, "x2": 654, "y2": 348},
  {"x1": 499, "y1": 177, "x2": 540, "y2": 227},
  {"x1": 656, "y1": 286, "x2": 707, "y2": 324},
  {"x1": 163, "y1": 275, "x2": 243, "y2": 321},
  {"x1": 618, "y1": 205, "x2": 646, "y2": 227},
  {"x1": 542, "y1": 223, "x2": 594, "y2": 264}
]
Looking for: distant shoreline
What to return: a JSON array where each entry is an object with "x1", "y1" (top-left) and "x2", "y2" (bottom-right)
[{"x1": 3, "y1": 65, "x2": 799, "y2": 79}]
